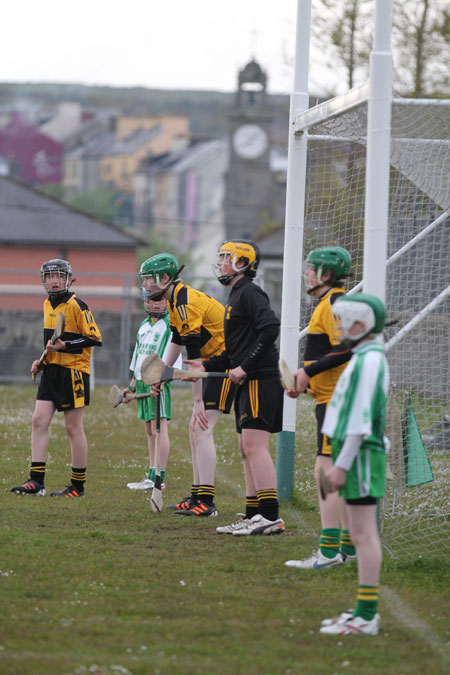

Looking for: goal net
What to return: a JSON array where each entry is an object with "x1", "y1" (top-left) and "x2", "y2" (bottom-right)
[{"x1": 294, "y1": 94, "x2": 450, "y2": 559}]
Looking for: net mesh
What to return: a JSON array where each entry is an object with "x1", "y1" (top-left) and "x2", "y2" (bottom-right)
[{"x1": 296, "y1": 97, "x2": 450, "y2": 559}]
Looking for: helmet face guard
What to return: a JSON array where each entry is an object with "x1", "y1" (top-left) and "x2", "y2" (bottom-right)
[
  {"x1": 213, "y1": 239, "x2": 260, "y2": 286},
  {"x1": 40, "y1": 259, "x2": 73, "y2": 297},
  {"x1": 333, "y1": 293, "x2": 386, "y2": 343},
  {"x1": 143, "y1": 295, "x2": 168, "y2": 319}
]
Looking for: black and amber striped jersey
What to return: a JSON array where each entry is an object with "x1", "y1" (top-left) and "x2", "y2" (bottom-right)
[
  {"x1": 42, "y1": 292, "x2": 102, "y2": 374},
  {"x1": 168, "y1": 282, "x2": 226, "y2": 361},
  {"x1": 303, "y1": 286, "x2": 350, "y2": 404}
]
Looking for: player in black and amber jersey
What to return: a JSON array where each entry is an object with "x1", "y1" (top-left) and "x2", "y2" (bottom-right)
[
  {"x1": 186, "y1": 240, "x2": 285, "y2": 536},
  {"x1": 11, "y1": 259, "x2": 102, "y2": 499},
  {"x1": 139, "y1": 253, "x2": 234, "y2": 517},
  {"x1": 284, "y1": 246, "x2": 356, "y2": 570}
]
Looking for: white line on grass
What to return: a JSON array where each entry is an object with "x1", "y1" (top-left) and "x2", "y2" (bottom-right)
[{"x1": 382, "y1": 586, "x2": 450, "y2": 668}]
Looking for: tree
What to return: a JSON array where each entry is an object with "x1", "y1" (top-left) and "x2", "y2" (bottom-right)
[
  {"x1": 39, "y1": 183, "x2": 65, "y2": 201},
  {"x1": 311, "y1": 0, "x2": 373, "y2": 94},
  {"x1": 392, "y1": 0, "x2": 450, "y2": 97},
  {"x1": 68, "y1": 186, "x2": 121, "y2": 225},
  {"x1": 310, "y1": 0, "x2": 449, "y2": 98}
]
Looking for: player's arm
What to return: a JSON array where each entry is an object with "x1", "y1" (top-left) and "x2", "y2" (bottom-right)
[
  {"x1": 164, "y1": 340, "x2": 183, "y2": 367},
  {"x1": 303, "y1": 345, "x2": 351, "y2": 378},
  {"x1": 239, "y1": 287, "x2": 280, "y2": 374},
  {"x1": 62, "y1": 304, "x2": 102, "y2": 352},
  {"x1": 202, "y1": 350, "x2": 231, "y2": 373}
]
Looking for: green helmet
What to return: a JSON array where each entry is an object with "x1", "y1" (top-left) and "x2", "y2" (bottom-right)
[
  {"x1": 305, "y1": 246, "x2": 351, "y2": 291},
  {"x1": 333, "y1": 293, "x2": 386, "y2": 342},
  {"x1": 139, "y1": 253, "x2": 181, "y2": 300}
]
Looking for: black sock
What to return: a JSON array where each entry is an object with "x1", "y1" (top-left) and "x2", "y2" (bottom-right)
[
  {"x1": 245, "y1": 496, "x2": 259, "y2": 519},
  {"x1": 198, "y1": 485, "x2": 215, "y2": 506},
  {"x1": 30, "y1": 462, "x2": 46, "y2": 485},
  {"x1": 71, "y1": 467, "x2": 86, "y2": 492},
  {"x1": 256, "y1": 488, "x2": 279, "y2": 521}
]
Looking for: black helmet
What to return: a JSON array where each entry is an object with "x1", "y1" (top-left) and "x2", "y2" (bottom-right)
[{"x1": 40, "y1": 259, "x2": 73, "y2": 297}]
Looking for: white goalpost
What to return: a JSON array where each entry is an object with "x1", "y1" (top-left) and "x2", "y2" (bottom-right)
[{"x1": 278, "y1": 0, "x2": 450, "y2": 559}]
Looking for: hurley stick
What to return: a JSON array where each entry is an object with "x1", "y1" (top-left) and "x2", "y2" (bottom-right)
[
  {"x1": 279, "y1": 358, "x2": 296, "y2": 390},
  {"x1": 33, "y1": 312, "x2": 65, "y2": 380},
  {"x1": 141, "y1": 353, "x2": 230, "y2": 387},
  {"x1": 151, "y1": 392, "x2": 163, "y2": 513},
  {"x1": 109, "y1": 384, "x2": 154, "y2": 408}
]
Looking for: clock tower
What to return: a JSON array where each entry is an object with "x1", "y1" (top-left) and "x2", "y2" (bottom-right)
[{"x1": 224, "y1": 59, "x2": 274, "y2": 241}]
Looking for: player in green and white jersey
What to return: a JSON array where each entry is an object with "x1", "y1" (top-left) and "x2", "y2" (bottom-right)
[
  {"x1": 319, "y1": 294, "x2": 389, "y2": 637},
  {"x1": 122, "y1": 296, "x2": 180, "y2": 491}
]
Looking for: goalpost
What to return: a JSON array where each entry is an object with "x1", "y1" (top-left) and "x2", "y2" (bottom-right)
[{"x1": 278, "y1": 0, "x2": 450, "y2": 559}]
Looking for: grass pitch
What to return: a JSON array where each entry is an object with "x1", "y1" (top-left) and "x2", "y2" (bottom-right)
[{"x1": 1, "y1": 385, "x2": 449, "y2": 675}]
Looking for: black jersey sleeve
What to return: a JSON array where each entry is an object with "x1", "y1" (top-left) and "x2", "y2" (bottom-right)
[
  {"x1": 238, "y1": 283, "x2": 280, "y2": 372},
  {"x1": 170, "y1": 325, "x2": 183, "y2": 345},
  {"x1": 240, "y1": 323, "x2": 279, "y2": 373},
  {"x1": 303, "y1": 345, "x2": 351, "y2": 377},
  {"x1": 203, "y1": 350, "x2": 231, "y2": 372},
  {"x1": 65, "y1": 336, "x2": 102, "y2": 351}
]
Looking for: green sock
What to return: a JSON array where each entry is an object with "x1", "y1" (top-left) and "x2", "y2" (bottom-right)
[
  {"x1": 340, "y1": 529, "x2": 356, "y2": 556},
  {"x1": 354, "y1": 585, "x2": 379, "y2": 621},
  {"x1": 319, "y1": 528, "x2": 341, "y2": 559},
  {"x1": 149, "y1": 467, "x2": 165, "y2": 483}
]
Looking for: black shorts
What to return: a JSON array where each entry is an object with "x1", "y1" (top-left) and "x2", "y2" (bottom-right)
[
  {"x1": 37, "y1": 364, "x2": 90, "y2": 412},
  {"x1": 235, "y1": 377, "x2": 284, "y2": 433},
  {"x1": 346, "y1": 496, "x2": 378, "y2": 506},
  {"x1": 315, "y1": 402, "x2": 332, "y2": 456},
  {"x1": 202, "y1": 375, "x2": 235, "y2": 414}
]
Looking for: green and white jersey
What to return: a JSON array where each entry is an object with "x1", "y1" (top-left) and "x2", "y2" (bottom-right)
[
  {"x1": 322, "y1": 340, "x2": 390, "y2": 455},
  {"x1": 130, "y1": 314, "x2": 173, "y2": 382}
]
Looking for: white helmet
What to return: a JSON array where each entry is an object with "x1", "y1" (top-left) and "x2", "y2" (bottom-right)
[{"x1": 333, "y1": 294, "x2": 386, "y2": 343}]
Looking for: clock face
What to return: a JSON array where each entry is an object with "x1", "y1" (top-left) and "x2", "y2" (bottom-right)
[{"x1": 233, "y1": 124, "x2": 268, "y2": 159}]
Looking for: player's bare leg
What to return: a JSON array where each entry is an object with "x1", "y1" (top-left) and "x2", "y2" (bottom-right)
[
  {"x1": 49, "y1": 407, "x2": 87, "y2": 498},
  {"x1": 347, "y1": 504, "x2": 381, "y2": 584},
  {"x1": 285, "y1": 455, "x2": 349, "y2": 568},
  {"x1": 64, "y1": 408, "x2": 88, "y2": 468},
  {"x1": 150, "y1": 418, "x2": 170, "y2": 472},
  {"x1": 31, "y1": 400, "x2": 56, "y2": 461},
  {"x1": 315, "y1": 455, "x2": 343, "y2": 528},
  {"x1": 231, "y1": 428, "x2": 284, "y2": 535},
  {"x1": 180, "y1": 409, "x2": 221, "y2": 516},
  {"x1": 320, "y1": 503, "x2": 381, "y2": 635}
]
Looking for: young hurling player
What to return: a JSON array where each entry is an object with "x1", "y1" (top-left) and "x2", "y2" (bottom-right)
[
  {"x1": 139, "y1": 253, "x2": 234, "y2": 517},
  {"x1": 319, "y1": 294, "x2": 389, "y2": 636},
  {"x1": 186, "y1": 240, "x2": 285, "y2": 536},
  {"x1": 285, "y1": 247, "x2": 357, "y2": 568},
  {"x1": 122, "y1": 296, "x2": 178, "y2": 491},
  {"x1": 11, "y1": 259, "x2": 102, "y2": 498}
]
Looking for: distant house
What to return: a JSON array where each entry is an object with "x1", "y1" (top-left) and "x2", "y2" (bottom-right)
[
  {"x1": 0, "y1": 175, "x2": 143, "y2": 311},
  {"x1": 0, "y1": 112, "x2": 62, "y2": 185},
  {"x1": 63, "y1": 115, "x2": 190, "y2": 198},
  {"x1": 138, "y1": 139, "x2": 229, "y2": 283}
]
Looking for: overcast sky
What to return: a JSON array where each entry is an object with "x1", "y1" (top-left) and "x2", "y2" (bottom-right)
[{"x1": 1, "y1": 0, "x2": 339, "y2": 96}]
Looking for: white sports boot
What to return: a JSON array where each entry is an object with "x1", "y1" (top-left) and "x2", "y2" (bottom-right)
[
  {"x1": 320, "y1": 613, "x2": 380, "y2": 636},
  {"x1": 232, "y1": 513, "x2": 285, "y2": 536},
  {"x1": 127, "y1": 478, "x2": 154, "y2": 490},
  {"x1": 285, "y1": 549, "x2": 345, "y2": 570},
  {"x1": 216, "y1": 514, "x2": 251, "y2": 534}
]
